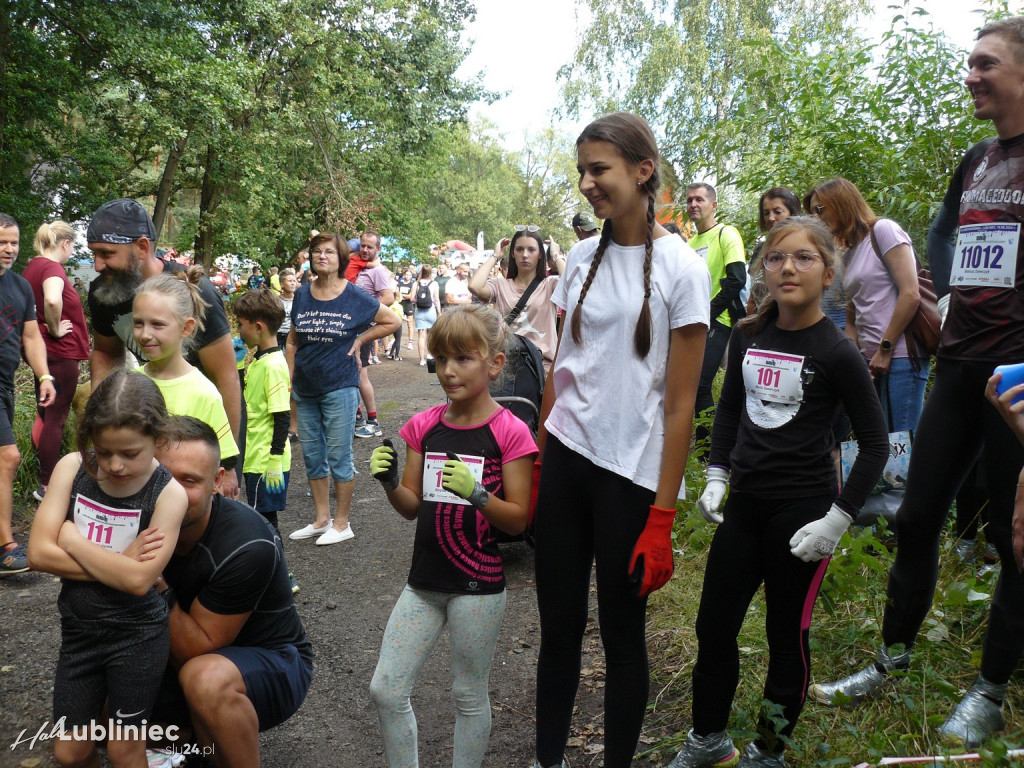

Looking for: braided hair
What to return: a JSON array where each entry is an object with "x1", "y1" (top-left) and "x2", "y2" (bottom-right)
[{"x1": 570, "y1": 112, "x2": 660, "y2": 358}]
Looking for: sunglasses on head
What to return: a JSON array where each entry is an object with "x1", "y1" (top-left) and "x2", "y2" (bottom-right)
[{"x1": 514, "y1": 225, "x2": 540, "y2": 233}]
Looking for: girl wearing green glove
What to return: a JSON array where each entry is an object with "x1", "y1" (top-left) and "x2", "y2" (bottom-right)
[
  {"x1": 668, "y1": 216, "x2": 888, "y2": 768},
  {"x1": 532, "y1": 112, "x2": 710, "y2": 768},
  {"x1": 367, "y1": 304, "x2": 537, "y2": 768}
]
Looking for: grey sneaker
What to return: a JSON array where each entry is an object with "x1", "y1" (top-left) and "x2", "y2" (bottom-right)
[
  {"x1": 32, "y1": 485, "x2": 46, "y2": 502},
  {"x1": 736, "y1": 742, "x2": 786, "y2": 768},
  {"x1": 530, "y1": 761, "x2": 568, "y2": 768},
  {"x1": 0, "y1": 543, "x2": 29, "y2": 575},
  {"x1": 354, "y1": 423, "x2": 378, "y2": 439},
  {"x1": 667, "y1": 729, "x2": 739, "y2": 768},
  {"x1": 936, "y1": 675, "x2": 1006, "y2": 748},
  {"x1": 354, "y1": 412, "x2": 366, "y2": 430},
  {"x1": 808, "y1": 646, "x2": 909, "y2": 707}
]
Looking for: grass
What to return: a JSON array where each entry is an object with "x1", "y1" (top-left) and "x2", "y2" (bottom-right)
[{"x1": 643, "y1": 416, "x2": 1023, "y2": 766}]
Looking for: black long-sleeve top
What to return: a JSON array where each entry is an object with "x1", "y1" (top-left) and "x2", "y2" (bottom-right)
[{"x1": 709, "y1": 317, "x2": 889, "y2": 518}]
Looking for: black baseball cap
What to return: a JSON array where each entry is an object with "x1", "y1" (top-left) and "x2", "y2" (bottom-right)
[
  {"x1": 571, "y1": 210, "x2": 597, "y2": 231},
  {"x1": 87, "y1": 199, "x2": 157, "y2": 245}
]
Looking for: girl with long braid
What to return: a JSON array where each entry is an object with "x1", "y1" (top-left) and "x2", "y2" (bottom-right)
[{"x1": 531, "y1": 112, "x2": 710, "y2": 768}]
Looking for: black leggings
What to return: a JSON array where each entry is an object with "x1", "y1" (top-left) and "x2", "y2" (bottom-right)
[
  {"x1": 534, "y1": 436, "x2": 654, "y2": 768},
  {"x1": 695, "y1": 319, "x2": 731, "y2": 447},
  {"x1": 883, "y1": 358, "x2": 1024, "y2": 683},
  {"x1": 693, "y1": 490, "x2": 833, "y2": 749}
]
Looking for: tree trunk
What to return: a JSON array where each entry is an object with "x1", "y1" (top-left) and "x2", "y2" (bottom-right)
[
  {"x1": 152, "y1": 130, "x2": 190, "y2": 241},
  {"x1": 193, "y1": 144, "x2": 220, "y2": 270}
]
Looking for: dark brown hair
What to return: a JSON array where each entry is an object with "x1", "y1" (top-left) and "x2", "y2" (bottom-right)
[
  {"x1": 757, "y1": 187, "x2": 802, "y2": 232},
  {"x1": 77, "y1": 371, "x2": 169, "y2": 476},
  {"x1": 506, "y1": 230, "x2": 547, "y2": 283},
  {"x1": 161, "y1": 414, "x2": 221, "y2": 464},
  {"x1": 234, "y1": 286, "x2": 286, "y2": 333},
  {"x1": 308, "y1": 232, "x2": 350, "y2": 278},
  {"x1": 739, "y1": 216, "x2": 837, "y2": 337},
  {"x1": 572, "y1": 112, "x2": 659, "y2": 358},
  {"x1": 803, "y1": 178, "x2": 877, "y2": 247}
]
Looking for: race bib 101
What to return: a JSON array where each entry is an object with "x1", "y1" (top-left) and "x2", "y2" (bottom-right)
[
  {"x1": 742, "y1": 349, "x2": 805, "y2": 403},
  {"x1": 422, "y1": 452, "x2": 485, "y2": 505},
  {"x1": 952, "y1": 222, "x2": 1019, "y2": 288},
  {"x1": 72, "y1": 494, "x2": 143, "y2": 553}
]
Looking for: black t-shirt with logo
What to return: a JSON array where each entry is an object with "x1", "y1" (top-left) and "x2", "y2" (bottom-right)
[
  {"x1": 940, "y1": 134, "x2": 1024, "y2": 362},
  {"x1": 163, "y1": 495, "x2": 312, "y2": 662}
]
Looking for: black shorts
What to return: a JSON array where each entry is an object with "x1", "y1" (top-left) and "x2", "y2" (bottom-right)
[
  {"x1": 154, "y1": 644, "x2": 312, "y2": 732},
  {"x1": 401, "y1": 300, "x2": 414, "y2": 317},
  {"x1": 360, "y1": 342, "x2": 372, "y2": 366},
  {"x1": 54, "y1": 613, "x2": 169, "y2": 727},
  {"x1": 0, "y1": 387, "x2": 14, "y2": 447}
]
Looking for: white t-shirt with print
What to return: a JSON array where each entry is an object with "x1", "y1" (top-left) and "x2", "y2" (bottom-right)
[{"x1": 547, "y1": 234, "x2": 711, "y2": 497}]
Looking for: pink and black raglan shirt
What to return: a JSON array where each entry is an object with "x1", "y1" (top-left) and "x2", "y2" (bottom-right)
[{"x1": 399, "y1": 404, "x2": 537, "y2": 595}]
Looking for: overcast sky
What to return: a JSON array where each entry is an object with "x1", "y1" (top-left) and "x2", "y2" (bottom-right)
[{"x1": 456, "y1": 0, "x2": 989, "y2": 153}]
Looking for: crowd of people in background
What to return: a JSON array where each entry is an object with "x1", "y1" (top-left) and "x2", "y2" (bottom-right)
[{"x1": 2, "y1": 14, "x2": 1024, "y2": 768}]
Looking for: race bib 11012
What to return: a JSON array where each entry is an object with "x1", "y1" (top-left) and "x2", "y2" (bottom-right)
[{"x1": 952, "y1": 222, "x2": 1019, "y2": 288}]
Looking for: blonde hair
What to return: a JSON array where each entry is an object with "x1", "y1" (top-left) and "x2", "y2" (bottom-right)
[
  {"x1": 34, "y1": 220, "x2": 75, "y2": 256},
  {"x1": 427, "y1": 305, "x2": 507, "y2": 362},
  {"x1": 134, "y1": 265, "x2": 210, "y2": 341}
]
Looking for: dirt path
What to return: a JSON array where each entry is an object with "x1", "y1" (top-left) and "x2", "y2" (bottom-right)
[{"x1": 0, "y1": 355, "x2": 669, "y2": 768}]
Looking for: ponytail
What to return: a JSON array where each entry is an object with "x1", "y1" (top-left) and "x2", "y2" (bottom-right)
[{"x1": 33, "y1": 220, "x2": 75, "y2": 256}]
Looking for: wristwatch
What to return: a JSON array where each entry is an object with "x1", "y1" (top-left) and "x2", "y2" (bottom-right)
[{"x1": 879, "y1": 338, "x2": 894, "y2": 353}]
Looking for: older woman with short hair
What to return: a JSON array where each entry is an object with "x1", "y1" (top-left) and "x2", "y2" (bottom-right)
[{"x1": 286, "y1": 232, "x2": 399, "y2": 545}]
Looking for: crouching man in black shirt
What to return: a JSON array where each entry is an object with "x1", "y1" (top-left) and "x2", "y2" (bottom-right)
[{"x1": 147, "y1": 416, "x2": 312, "y2": 766}]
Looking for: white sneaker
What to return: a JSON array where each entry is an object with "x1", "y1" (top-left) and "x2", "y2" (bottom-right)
[
  {"x1": 316, "y1": 525, "x2": 355, "y2": 545},
  {"x1": 289, "y1": 522, "x2": 331, "y2": 540}
]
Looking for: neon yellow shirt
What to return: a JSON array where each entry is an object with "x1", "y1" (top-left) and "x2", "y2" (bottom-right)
[
  {"x1": 270, "y1": 274, "x2": 282, "y2": 294},
  {"x1": 242, "y1": 348, "x2": 292, "y2": 474},
  {"x1": 688, "y1": 223, "x2": 745, "y2": 327},
  {"x1": 136, "y1": 365, "x2": 239, "y2": 463}
]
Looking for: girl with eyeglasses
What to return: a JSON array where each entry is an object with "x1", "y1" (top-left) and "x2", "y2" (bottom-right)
[
  {"x1": 469, "y1": 226, "x2": 564, "y2": 375},
  {"x1": 668, "y1": 216, "x2": 887, "y2": 768},
  {"x1": 531, "y1": 112, "x2": 710, "y2": 768},
  {"x1": 803, "y1": 178, "x2": 928, "y2": 433}
]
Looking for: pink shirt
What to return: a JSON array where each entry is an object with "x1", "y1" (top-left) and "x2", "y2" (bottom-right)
[
  {"x1": 842, "y1": 218, "x2": 914, "y2": 359},
  {"x1": 486, "y1": 276, "x2": 559, "y2": 374}
]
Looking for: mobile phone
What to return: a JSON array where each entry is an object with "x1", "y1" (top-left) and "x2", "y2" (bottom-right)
[{"x1": 994, "y1": 362, "x2": 1024, "y2": 404}]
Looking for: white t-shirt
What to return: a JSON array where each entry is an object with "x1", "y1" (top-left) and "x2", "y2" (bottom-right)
[
  {"x1": 547, "y1": 235, "x2": 711, "y2": 497},
  {"x1": 445, "y1": 275, "x2": 472, "y2": 303}
]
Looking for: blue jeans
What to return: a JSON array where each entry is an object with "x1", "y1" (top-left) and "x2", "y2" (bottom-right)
[
  {"x1": 874, "y1": 356, "x2": 929, "y2": 432},
  {"x1": 293, "y1": 387, "x2": 358, "y2": 482}
]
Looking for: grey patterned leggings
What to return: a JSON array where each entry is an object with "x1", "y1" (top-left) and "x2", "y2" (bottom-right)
[{"x1": 369, "y1": 585, "x2": 507, "y2": 768}]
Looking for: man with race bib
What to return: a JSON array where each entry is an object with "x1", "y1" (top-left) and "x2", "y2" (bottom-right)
[{"x1": 810, "y1": 16, "x2": 1024, "y2": 748}]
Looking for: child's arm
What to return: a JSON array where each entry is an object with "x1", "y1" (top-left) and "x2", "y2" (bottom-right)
[
  {"x1": 371, "y1": 442, "x2": 422, "y2": 520},
  {"x1": 57, "y1": 480, "x2": 187, "y2": 596},
  {"x1": 484, "y1": 455, "x2": 533, "y2": 535},
  {"x1": 28, "y1": 453, "x2": 94, "y2": 580},
  {"x1": 441, "y1": 454, "x2": 533, "y2": 536}
]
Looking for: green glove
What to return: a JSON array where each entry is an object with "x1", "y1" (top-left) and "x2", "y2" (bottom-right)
[
  {"x1": 442, "y1": 452, "x2": 489, "y2": 508},
  {"x1": 371, "y1": 439, "x2": 399, "y2": 491},
  {"x1": 264, "y1": 455, "x2": 285, "y2": 493}
]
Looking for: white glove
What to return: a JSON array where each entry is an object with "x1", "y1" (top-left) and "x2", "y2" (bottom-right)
[
  {"x1": 697, "y1": 466, "x2": 729, "y2": 524},
  {"x1": 789, "y1": 504, "x2": 852, "y2": 562},
  {"x1": 937, "y1": 293, "x2": 950, "y2": 329}
]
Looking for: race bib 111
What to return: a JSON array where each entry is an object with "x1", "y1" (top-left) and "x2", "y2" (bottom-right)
[{"x1": 72, "y1": 494, "x2": 142, "y2": 553}]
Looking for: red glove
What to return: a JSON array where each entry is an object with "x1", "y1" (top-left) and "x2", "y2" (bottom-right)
[
  {"x1": 628, "y1": 505, "x2": 677, "y2": 597},
  {"x1": 529, "y1": 461, "x2": 542, "y2": 524}
]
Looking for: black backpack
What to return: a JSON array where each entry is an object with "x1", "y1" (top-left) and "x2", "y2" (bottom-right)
[{"x1": 415, "y1": 281, "x2": 433, "y2": 309}]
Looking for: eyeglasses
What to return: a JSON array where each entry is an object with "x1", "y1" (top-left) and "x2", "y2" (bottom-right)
[
  {"x1": 311, "y1": 248, "x2": 337, "y2": 256},
  {"x1": 812, "y1": 204, "x2": 826, "y2": 217},
  {"x1": 514, "y1": 225, "x2": 540, "y2": 233},
  {"x1": 762, "y1": 250, "x2": 823, "y2": 272}
]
